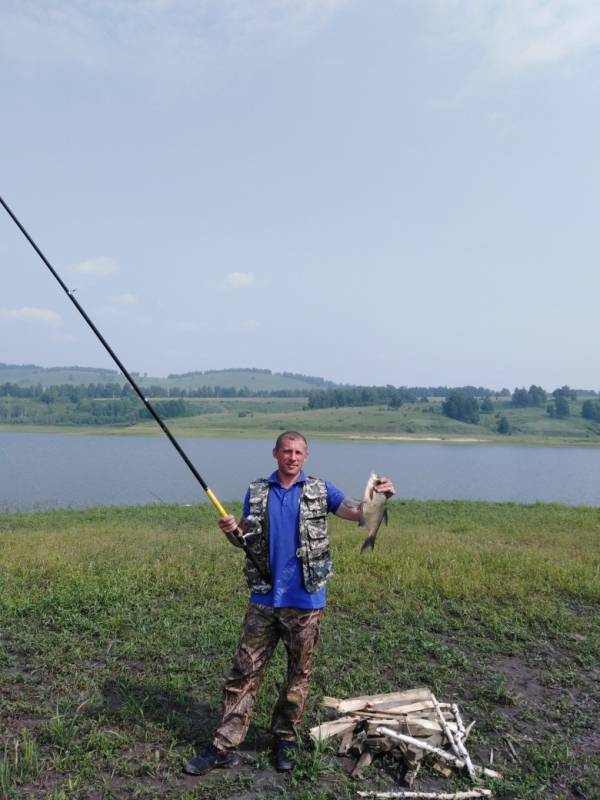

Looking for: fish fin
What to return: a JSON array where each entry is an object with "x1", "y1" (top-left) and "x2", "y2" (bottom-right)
[
  {"x1": 383, "y1": 509, "x2": 388, "y2": 526},
  {"x1": 360, "y1": 537, "x2": 374, "y2": 553},
  {"x1": 358, "y1": 518, "x2": 366, "y2": 528}
]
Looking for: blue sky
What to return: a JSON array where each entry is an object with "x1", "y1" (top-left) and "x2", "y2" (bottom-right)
[{"x1": 1, "y1": 1, "x2": 599, "y2": 390}]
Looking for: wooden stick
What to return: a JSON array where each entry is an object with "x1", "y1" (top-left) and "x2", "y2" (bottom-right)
[
  {"x1": 431, "y1": 696, "x2": 462, "y2": 759},
  {"x1": 504, "y1": 736, "x2": 518, "y2": 762},
  {"x1": 432, "y1": 761, "x2": 453, "y2": 778},
  {"x1": 338, "y1": 727, "x2": 355, "y2": 755},
  {"x1": 404, "y1": 761, "x2": 421, "y2": 788},
  {"x1": 357, "y1": 791, "x2": 492, "y2": 799},
  {"x1": 323, "y1": 688, "x2": 432, "y2": 713},
  {"x1": 309, "y1": 715, "x2": 358, "y2": 742},
  {"x1": 376, "y1": 727, "x2": 501, "y2": 780},
  {"x1": 351, "y1": 749, "x2": 373, "y2": 779},
  {"x1": 451, "y1": 703, "x2": 466, "y2": 741},
  {"x1": 369, "y1": 700, "x2": 452, "y2": 715},
  {"x1": 352, "y1": 707, "x2": 455, "y2": 726},
  {"x1": 403, "y1": 718, "x2": 451, "y2": 737},
  {"x1": 353, "y1": 709, "x2": 436, "y2": 720},
  {"x1": 434, "y1": 698, "x2": 475, "y2": 780},
  {"x1": 354, "y1": 712, "x2": 457, "y2": 736},
  {"x1": 452, "y1": 706, "x2": 475, "y2": 748}
]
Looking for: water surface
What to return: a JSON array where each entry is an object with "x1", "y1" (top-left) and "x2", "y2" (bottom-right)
[{"x1": 2, "y1": 432, "x2": 600, "y2": 511}]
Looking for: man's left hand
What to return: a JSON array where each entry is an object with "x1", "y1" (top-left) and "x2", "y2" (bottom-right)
[{"x1": 375, "y1": 477, "x2": 395, "y2": 497}]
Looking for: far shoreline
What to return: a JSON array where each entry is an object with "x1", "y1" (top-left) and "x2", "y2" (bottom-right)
[{"x1": 2, "y1": 423, "x2": 600, "y2": 449}]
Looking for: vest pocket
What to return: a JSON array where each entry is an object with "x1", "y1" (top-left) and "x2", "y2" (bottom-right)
[
  {"x1": 299, "y1": 478, "x2": 333, "y2": 592},
  {"x1": 305, "y1": 514, "x2": 327, "y2": 538},
  {"x1": 306, "y1": 553, "x2": 333, "y2": 591}
]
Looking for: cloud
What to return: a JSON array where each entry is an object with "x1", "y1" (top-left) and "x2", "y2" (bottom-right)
[
  {"x1": 0, "y1": 306, "x2": 61, "y2": 326},
  {"x1": 221, "y1": 0, "x2": 348, "y2": 40},
  {"x1": 433, "y1": 0, "x2": 600, "y2": 72},
  {"x1": 0, "y1": 1, "x2": 349, "y2": 79},
  {"x1": 70, "y1": 256, "x2": 119, "y2": 277},
  {"x1": 225, "y1": 271, "x2": 256, "y2": 289},
  {"x1": 240, "y1": 318, "x2": 260, "y2": 330},
  {"x1": 110, "y1": 293, "x2": 139, "y2": 306}
]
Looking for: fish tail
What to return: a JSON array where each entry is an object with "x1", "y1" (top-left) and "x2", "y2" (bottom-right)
[{"x1": 360, "y1": 537, "x2": 375, "y2": 553}]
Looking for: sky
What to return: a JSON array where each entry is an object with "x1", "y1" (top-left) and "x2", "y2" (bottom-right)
[{"x1": 1, "y1": 0, "x2": 599, "y2": 391}]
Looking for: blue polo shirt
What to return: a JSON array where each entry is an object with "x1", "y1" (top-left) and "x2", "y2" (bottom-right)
[{"x1": 243, "y1": 470, "x2": 344, "y2": 609}]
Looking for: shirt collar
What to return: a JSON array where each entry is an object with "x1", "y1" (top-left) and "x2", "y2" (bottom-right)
[{"x1": 268, "y1": 469, "x2": 306, "y2": 487}]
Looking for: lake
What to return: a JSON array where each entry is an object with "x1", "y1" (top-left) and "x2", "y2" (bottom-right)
[{"x1": 2, "y1": 431, "x2": 600, "y2": 511}]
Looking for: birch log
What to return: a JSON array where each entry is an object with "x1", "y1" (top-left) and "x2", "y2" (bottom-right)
[
  {"x1": 451, "y1": 704, "x2": 466, "y2": 741},
  {"x1": 357, "y1": 791, "x2": 492, "y2": 799},
  {"x1": 433, "y1": 697, "x2": 476, "y2": 780},
  {"x1": 431, "y1": 696, "x2": 462, "y2": 760},
  {"x1": 376, "y1": 727, "x2": 501, "y2": 780}
]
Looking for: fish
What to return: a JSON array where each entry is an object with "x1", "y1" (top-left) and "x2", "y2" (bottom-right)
[{"x1": 359, "y1": 472, "x2": 389, "y2": 553}]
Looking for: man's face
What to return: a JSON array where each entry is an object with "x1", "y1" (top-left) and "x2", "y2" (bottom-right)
[{"x1": 273, "y1": 437, "x2": 309, "y2": 479}]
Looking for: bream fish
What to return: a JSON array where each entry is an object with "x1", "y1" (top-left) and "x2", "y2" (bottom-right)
[{"x1": 359, "y1": 472, "x2": 389, "y2": 552}]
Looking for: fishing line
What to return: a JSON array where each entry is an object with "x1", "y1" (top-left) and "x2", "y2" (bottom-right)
[{"x1": 0, "y1": 195, "x2": 266, "y2": 579}]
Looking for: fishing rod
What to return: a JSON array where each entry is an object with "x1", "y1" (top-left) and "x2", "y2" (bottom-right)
[{"x1": 0, "y1": 194, "x2": 266, "y2": 580}]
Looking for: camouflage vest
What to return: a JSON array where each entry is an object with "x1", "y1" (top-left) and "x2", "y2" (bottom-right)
[{"x1": 243, "y1": 476, "x2": 333, "y2": 594}]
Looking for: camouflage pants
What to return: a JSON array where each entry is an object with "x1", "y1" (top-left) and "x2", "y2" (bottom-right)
[{"x1": 213, "y1": 602, "x2": 324, "y2": 749}]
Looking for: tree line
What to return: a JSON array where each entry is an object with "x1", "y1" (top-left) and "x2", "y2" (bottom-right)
[
  {"x1": 510, "y1": 385, "x2": 580, "y2": 419},
  {"x1": 0, "y1": 392, "x2": 194, "y2": 426},
  {"x1": 0, "y1": 381, "x2": 306, "y2": 401},
  {"x1": 305, "y1": 384, "x2": 520, "y2": 410},
  {"x1": 441, "y1": 384, "x2": 600, "y2": 433},
  {"x1": 307, "y1": 386, "x2": 420, "y2": 409},
  {"x1": 3, "y1": 378, "x2": 600, "y2": 430}
]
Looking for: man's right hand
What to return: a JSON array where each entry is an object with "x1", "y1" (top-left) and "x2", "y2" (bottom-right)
[{"x1": 219, "y1": 514, "x2": 238, "y2": 535}]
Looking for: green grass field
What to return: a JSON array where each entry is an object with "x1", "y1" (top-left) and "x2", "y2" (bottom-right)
[
  {"x1": 1, "y1": 502, "x2": 598, "y2": 799},
  {"x1": 3, "y1": 396, "x2": 600, "y2": 447}
]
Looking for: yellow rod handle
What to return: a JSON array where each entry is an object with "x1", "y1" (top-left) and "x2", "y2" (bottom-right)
[
  {"x1": 206, "y1": 487, "x2": 228, "y2": 518},
  {"x1": 207, "y1": 487, "x2": 265, "y2": 579}
]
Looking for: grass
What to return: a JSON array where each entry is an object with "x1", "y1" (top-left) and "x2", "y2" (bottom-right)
[
  {"x1": 1, "y1": 501, "x2": 599, "y2": 798},
  {"x1": 3, "y1": 396, "x2": 600, "y2": 446}
]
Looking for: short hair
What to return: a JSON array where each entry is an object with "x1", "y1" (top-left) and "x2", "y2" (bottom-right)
[{"x1": 274, "y1": 431, "x2": 308, "y2": 451}]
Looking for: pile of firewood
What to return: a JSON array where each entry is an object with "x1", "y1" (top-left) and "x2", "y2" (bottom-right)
[{"x1": 309, "y1": 687, "x2": 500, "y2": 796}]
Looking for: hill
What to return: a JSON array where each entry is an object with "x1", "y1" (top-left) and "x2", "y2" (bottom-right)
[
  {"x1": 0, "y1": 363, "x2": 121, "y2": 386},
  {"x1": 0, "y1": 364, "x2": 336, "y2": 392}
]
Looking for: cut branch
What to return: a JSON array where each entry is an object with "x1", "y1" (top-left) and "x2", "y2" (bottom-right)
[
  {"x1": 357, "y1": 791, "x2": 492, "y2": 799},
  {"x1": 435, "y1": 698, "x2": 475, "y2": 780},
  {"x1": 376, "y1": 727, "x2": 501, "y2": 780}
]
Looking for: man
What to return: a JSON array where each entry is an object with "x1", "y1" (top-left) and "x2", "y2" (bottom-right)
[{"x1": 184, "y1": 431, "x2": 394, "y2": 775}]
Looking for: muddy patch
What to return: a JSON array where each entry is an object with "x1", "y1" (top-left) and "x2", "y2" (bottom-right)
[
  {"x1": 493, "y1": 654, "x2": 548, "y2": 706},
  {"x1": 575, "y1": 731, "x2": 600, "y2": 755}
]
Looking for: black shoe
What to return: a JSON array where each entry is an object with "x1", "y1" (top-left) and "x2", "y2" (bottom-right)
[
  {"x1": 183, "y1": 745, "x2": 240, "y2": 775},
  {"x1": 275, "y1": 740, "x2": 297, "y2": 772}
]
